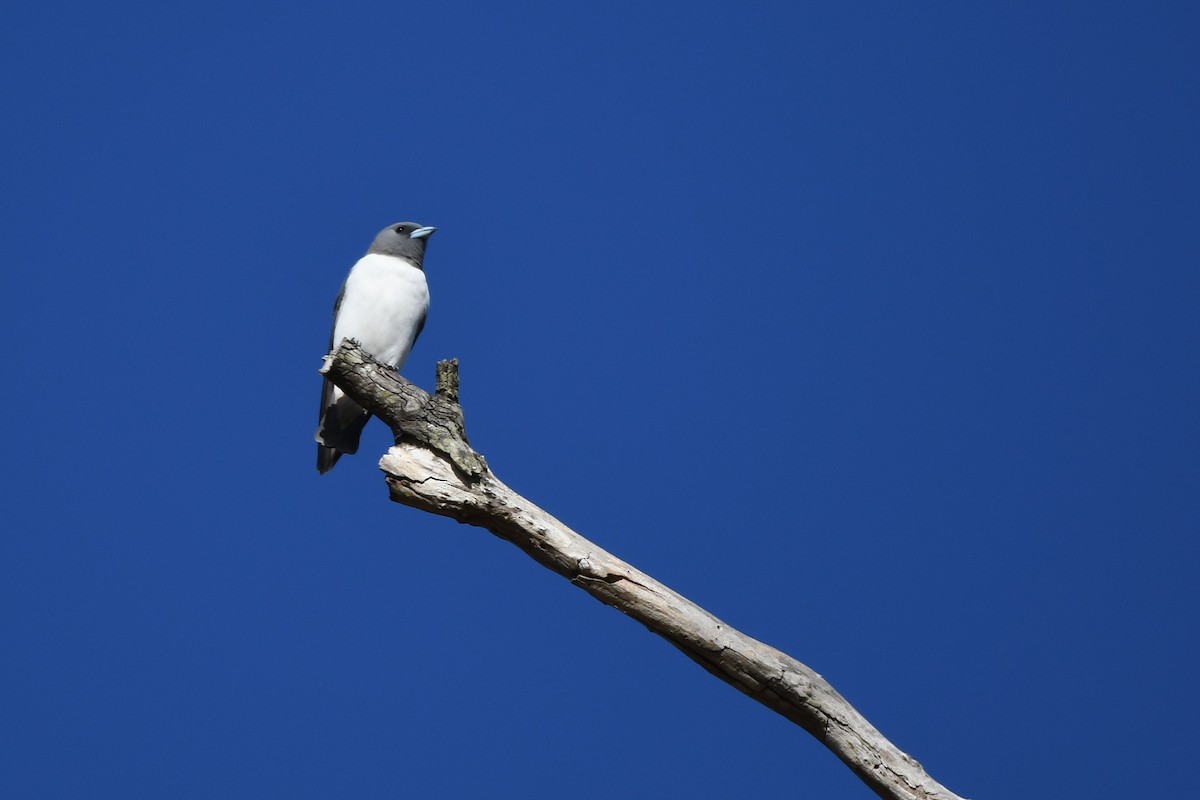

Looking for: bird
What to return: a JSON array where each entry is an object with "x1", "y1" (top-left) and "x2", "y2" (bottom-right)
[{"x1": 316, "y1": 221, "x2": 436, "y2": 473}]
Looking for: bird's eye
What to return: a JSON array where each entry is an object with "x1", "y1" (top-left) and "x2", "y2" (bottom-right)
[{"x1": 395, "y1": 226, "x2": 406, "y2": 234}]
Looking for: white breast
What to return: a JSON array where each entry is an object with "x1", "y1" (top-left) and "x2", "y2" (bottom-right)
[{"x1": 332, "y1": 253, "x2": 430, "y2": 370}]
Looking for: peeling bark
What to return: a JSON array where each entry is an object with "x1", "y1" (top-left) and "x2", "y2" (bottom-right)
[{"x1": 320, "y1": 340, "x2": 967, "y2": 800}]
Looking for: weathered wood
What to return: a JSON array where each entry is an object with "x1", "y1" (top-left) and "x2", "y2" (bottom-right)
[
  {"x1": 321, "y1": 339, "x2": 967, "y2": 800},
  {"x1": 322, "y1": 341, "x2": 486, "y2": 479}
]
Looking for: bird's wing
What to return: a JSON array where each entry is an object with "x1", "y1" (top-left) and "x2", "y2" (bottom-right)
[
  {"x1": 327, "y1": 281, "x2": 347, "y2": 351},
  {"x1": 412, "y1": 306, "x2": 427, "y2": 345}
]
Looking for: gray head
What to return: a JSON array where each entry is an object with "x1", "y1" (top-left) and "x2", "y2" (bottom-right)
[{"x1": 367, "y1": 221, "x2": 437, "y2": 268}]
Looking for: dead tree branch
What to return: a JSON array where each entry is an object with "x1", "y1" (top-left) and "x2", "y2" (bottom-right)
[{"x1": 320, "y1": 339, "x2": 967, "y2": 800}]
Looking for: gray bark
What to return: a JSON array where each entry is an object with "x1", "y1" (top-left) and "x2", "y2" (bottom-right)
[{"x1": 321, "y1": 339, "x2": 968, "y2": 800}]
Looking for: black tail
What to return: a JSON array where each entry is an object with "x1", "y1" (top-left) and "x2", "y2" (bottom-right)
[
  {"x1": 315, "y1": 379, "x2": 370, "y2": 474},
  {"x1": 317, "y1": 444, "x2": 343, "y2": 474}
]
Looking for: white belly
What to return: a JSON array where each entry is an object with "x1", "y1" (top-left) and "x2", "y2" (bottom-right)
[{"x1": 332, "y1": 253, "x2": 430, "y2": 370}]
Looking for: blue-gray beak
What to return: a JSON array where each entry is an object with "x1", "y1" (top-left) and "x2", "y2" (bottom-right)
[{"x1": 410, "y1": 226, "x2": 437, "y2": 239}]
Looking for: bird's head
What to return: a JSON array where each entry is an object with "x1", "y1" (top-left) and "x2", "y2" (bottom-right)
[{"x1": 368, "y1": 221, "x2": 437, "y2": 267}]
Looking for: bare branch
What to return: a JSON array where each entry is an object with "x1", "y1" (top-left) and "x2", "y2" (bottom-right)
[{"x1": 321, "y1": 340, "x2": 967, "y2": 800}]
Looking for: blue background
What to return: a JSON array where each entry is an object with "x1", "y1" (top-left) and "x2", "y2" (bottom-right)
[{"x1": 3, "y1": 2, "x2": 1197, "y2": 797}]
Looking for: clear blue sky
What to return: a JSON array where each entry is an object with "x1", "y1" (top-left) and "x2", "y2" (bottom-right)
[{"x1": 3, "y1": 2, "x2": 1197, "y2": 797}]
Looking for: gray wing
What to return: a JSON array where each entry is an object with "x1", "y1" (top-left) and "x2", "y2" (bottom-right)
[
  {"x1": 411, "y1": 306, "x2": 427, "y2": 346},
  {"x1": 315, "y1": 281, "x2": 369, "y2": 473},
  {"x1": 327, "y1": 282, "x2": 346, "y2": 351}
]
